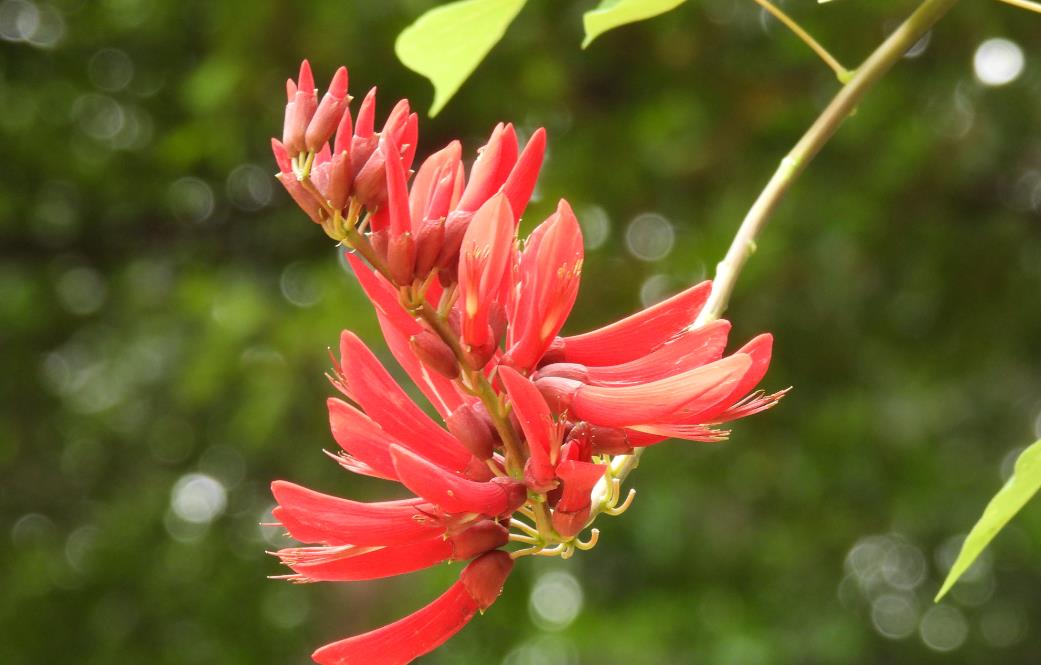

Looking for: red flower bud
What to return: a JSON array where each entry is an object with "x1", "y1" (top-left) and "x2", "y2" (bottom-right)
[
  {"x1": 446, "y1": 404, "x2": 497, "y2": 460},
  {"x1": 352, "y1": 143, "x2": 388, "y2": 209},
  {"x1": 387, "y1": 232, "x2": 416, "y2": 286},
  {"x1": 461, "y1": 550, "x2": 513, "y2": 611},
  {"x1": 305, "y1": 66, "x2": 349, "y2": 152},
  {"x1": 413, "y1": 216, "x2": 445, "y2": 277},
  {"x1": 409, "y1": 329, "x2": 459, "y2": 380}
]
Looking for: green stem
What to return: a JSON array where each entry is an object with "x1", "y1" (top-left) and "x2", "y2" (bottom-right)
[
  {"x1": 753, "y1": 0, "x2": 852, "y2": 82},
  {"x1": 414, "y1": 303, "x2": 526, "y2": 475},
  {"x1": 588, "y1": 0, "x2": 959, "y2": 522}
]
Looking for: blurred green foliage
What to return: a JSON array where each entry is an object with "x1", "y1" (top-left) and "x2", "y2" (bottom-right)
[{"x1": 2, "y1": 1, "x2": 1041, "y2": 664}]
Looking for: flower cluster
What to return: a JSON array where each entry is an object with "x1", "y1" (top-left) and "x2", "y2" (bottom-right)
[{"x1": 270, "y1": 61, "x2": 785, "y2": 665}]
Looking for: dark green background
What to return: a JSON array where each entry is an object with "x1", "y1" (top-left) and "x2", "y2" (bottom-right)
[{"x1": 2, "y1": 1, "x2": 1041, "y2": 663}]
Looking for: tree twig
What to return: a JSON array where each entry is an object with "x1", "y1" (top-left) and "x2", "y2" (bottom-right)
[{"x1": 588, "y1": 0, "x2": 960, "y2": 522}]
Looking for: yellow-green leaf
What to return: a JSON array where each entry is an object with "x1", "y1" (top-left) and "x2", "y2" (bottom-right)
[
  {"x1": 395, "y1": 0, "x2": 528, "y2": 116},
  {"x1": 582, "y1": 0, "x2": 687, "y2": 49},
  {"x1": 936, "y1": 439, "x2": 1041, "y2": 600}
]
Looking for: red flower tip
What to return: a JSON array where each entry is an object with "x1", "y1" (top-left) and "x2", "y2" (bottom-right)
[
  {"x1": 502, "y1": 127, "x2": 546, "y2": 221},
  {"x1": 355, "y1": 87, "x2": 377, "y2": 138},
  {"x1": 458, "y1": 123, "x2": 517, "y2": 213},
  {"x1": 329, "y1": 66, "x2": 349, "y2": 99},
  {"x1": 298, "y1": 59, "x2": 315, "y2": 94},
  {"x1": 271, "y1": 138, "x2": 292, "y2": 174},
  {"x1": 306, "y1": 66, "x2": 351, "y2": 152}
]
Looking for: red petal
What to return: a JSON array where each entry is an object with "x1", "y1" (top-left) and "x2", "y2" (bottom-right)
[
  {"x1": 573, "y1": 319, "x2": 732, "y2": 386},
  {"x1": 327, "y1": 398, "x2": 400, "y2": 480},
  {"x1": 669, "y1": 333, "x2": 774, "y2": 425},
  {"x1": 339, "y1": 332, "x2": 472, "y2": 473},
  {"x1": 383, "y1": 137, "x2": 411, "y2": 238},
  {"x1": 457, "y1": 123, "x2": 516, "y2": 213},
  {"x1": 554, "y1": 460, "x2": 606, "y2": 513},
  {"x1": 504, "y1": 200, "x2": 583, "y2": 370},
  {"x1": 502, "y1": 128, "x2": 546, "y2": 221},
  {"x1": 311, "y1": 552, "x2": 512, "y2": 665},
  {"x1": 571, "y1": 353, "x2": 752, "y2": 427},
  {"x1": 354, "y1": 87, "x2": 377, "y2": 138},
  {"x1": 499, "y1": 366, "x2": 557, "y2": 470},
  {"x1": 409, "y1": 141, "x2": 462, "y2": 227},
  {"x1": 559, "y1": 281, "x2": 712, "y2": 366},
  {"x1": 457, "y1": 194, "x2": 515, "y2": 349},
  {"x1": 297, "y1": 60, "x2": 315, "y2": 95},
  {"x1": 270, "y1": 481, "x2": 445, "y2": 547},
  {"x1": 278, "y1": 536, "x2": 453, "y2": 582},
  {"x1": 390, "y1": 445, "x2": 525, "y2": 516},
  {"x1": 271, "y1": 138, "x2": 292, "y2": 174}
]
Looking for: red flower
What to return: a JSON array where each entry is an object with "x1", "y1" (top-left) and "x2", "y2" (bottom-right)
[{"x1": 269, "y1": 61, "x2": 785, "y2": 664}]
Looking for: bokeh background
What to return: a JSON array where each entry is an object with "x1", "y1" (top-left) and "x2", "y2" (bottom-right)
[{"x1": 3, "y1": 1, "x2": 1041, "y2": 663}]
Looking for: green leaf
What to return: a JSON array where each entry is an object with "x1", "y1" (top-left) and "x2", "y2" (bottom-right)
[
  {"x1": 395, "y1": 0, "x2": 528, "y2": 116},
  {"x1": 936, "y1": 439, "x2": 1041, "y2": 601},
  {"x1": 582, "y1": 0, "x2": 687, "y2": 49}
]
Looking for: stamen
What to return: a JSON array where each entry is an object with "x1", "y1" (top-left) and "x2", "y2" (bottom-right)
[
  {"x1": 509, "y1": 518, "x2": 539, "y2": 538},
  {"x1": 574, "y1": 528, "x2": 600, "y2": 551},
  {"x1": 508, "y1": 533, "x2": 539, "y2": 545},
  {"x1": 604, "y1": 488, "x2": 636, "y2": 516}
]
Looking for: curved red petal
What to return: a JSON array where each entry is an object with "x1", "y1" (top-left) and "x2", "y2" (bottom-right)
[
  {"x1": 390, "y1": 445, "x2": 524, "y2": 517},
  {"x1": 559, "y1": 281, "x2": 712, "y2": 366},
  {"x1": 270, "y1": 481, "x2": 444, "y2": 547}
]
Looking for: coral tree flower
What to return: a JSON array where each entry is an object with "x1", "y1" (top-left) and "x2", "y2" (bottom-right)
[{"x1": 269, "y1": 62, "x2": 786, "y2": 665}]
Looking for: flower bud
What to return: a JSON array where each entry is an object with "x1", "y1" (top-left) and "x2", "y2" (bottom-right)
[
  {"x1": 464, "y1": 336, "x2": 497, "y2": 370},
  {"x1": 410, "y1": 329, "x2": 458, "y2": 380},
  {"x1": 461, "y1": 550, "x2": 514, "y2": 611},
  {"x1": 324, "y1": 151, "x2": 352, "y2": 211},
  {"x1": 369, "y1": 228, "x2": 389, "y2": 263},
  {"x1": 413, "y1": 217, "x2": 445, "y2": 277},
  {"x1": 446, "y1": 405, "x2": 497, "y2": 460},
  {"x1": 450, "y1": 520, "x2": 509, "y2": 561},
  {"x1": 352, "y1": 144, "x2": 388, "y2": 209},
  {"x1": 305, "y1": 66, "x2": 349, "y2": 152},
  {"x1": 387, "y1": 232, "x2": 417, "y2": 286},
  {"x1": 435, "y1": 209, "x2": 472, "y2": 276},
  {"x1": 282, "y1": 61, "x2": 317, "y2": 155}
]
